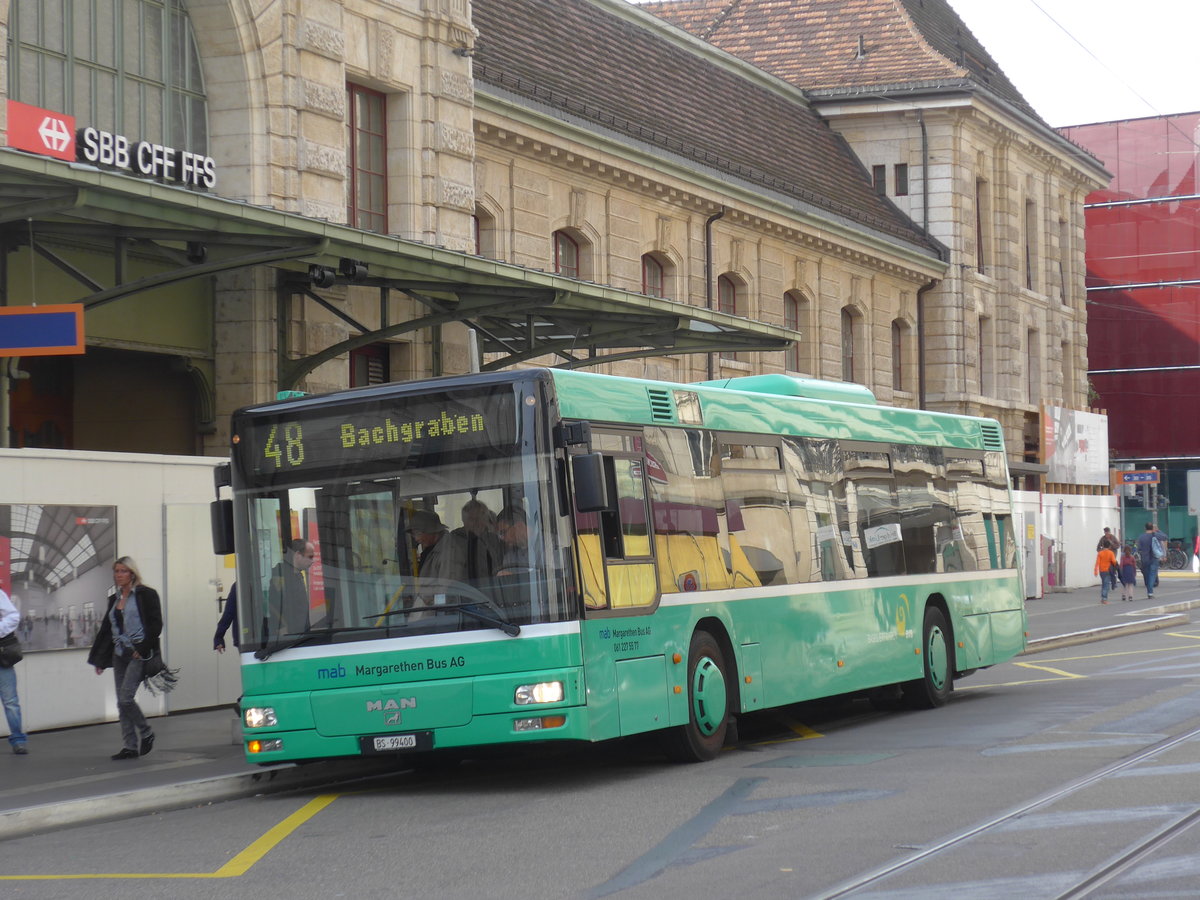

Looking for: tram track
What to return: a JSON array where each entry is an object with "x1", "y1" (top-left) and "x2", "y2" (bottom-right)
[{"x1": 815, "y1": 724, "x2": 1200, "y2": 899}]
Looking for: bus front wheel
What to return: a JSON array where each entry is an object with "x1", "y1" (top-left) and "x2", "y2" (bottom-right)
[
  {"x1": 903, "y1": 606, "x2": 952, "y2": 709},
  {"x1": 663, "y1": 630, "x2": 730, "y2": 763}
]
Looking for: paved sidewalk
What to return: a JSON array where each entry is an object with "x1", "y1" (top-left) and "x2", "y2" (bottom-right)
[{"x1": 2, "y1": 573, "x2": 1197, "y2": 839}]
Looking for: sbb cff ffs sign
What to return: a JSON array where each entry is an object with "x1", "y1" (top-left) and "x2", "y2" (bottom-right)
[
  {"x1": 77, "y1": 127, "x2": 216, "y2": 188},
  {"x1": 6, "y1": 99, "x2": 216, "y2": 189}
]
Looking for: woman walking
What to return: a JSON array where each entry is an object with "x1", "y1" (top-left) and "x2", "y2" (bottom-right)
[
  {"x1": 87, "y1": 557, "x2": 161, "y2": 760},
  {"x1": 1118, "y1": 545, "x2": 1138, "y2": 601}
]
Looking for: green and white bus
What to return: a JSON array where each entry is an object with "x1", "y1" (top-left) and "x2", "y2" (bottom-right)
[{"x1": 214, "y1": 368, "x2": 1025, "y2": 764}]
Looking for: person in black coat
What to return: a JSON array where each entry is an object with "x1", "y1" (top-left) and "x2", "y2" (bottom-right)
[
  {"x1": 213, "y1": 582, "x2": 239, "y2": 652},
  {"x1": 87, "y1": 556, "x2": 161, "y2": 760}
]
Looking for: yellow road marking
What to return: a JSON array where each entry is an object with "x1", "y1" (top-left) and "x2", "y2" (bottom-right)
[
  {"x1": 754, "y1": 716, "x2": 824, "y2": 745},
  {"x1": 0, "y1": 793, "x2": 339, "y2": 881},
  {"x1": 1013, "y1": 662, "x2": 1085, "y2": 679},
  {"x1": 213, "y1": 793, "x2": 340, "y2": 877},
  {"x1": 1036, "y1": 642, "x2": 1200, "y2": 663},
  {"x1": 960, "y1": 637, "x2": 1200, "y2": 690}
]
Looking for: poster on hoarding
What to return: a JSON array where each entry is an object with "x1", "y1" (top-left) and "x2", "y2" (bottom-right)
[
  {"x1": 1044, "y1": 406, "x2": 1110, "y2": 486},
  {"x1": 0, "y1": 504, "x2": 117, "y2": 652}
]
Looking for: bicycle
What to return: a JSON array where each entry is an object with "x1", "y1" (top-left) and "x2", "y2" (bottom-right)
[{"x1": 1166, "y1": 540, "x2": 1189, "y2": 570}]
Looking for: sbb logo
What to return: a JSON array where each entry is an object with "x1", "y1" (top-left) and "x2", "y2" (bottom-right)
[
  {"x1": 38, "y1": 116, "x2": 72, "y2": 153},
  {"x1": 6, "y1": 99, "x2": 76, "y2": 161}
]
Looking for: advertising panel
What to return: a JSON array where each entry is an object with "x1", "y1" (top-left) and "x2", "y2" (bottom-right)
[
  {"x1": 1044, "y1": 406, "x2": 1109, "y2": 486},
  {"x1": 0, "y1": 504, "x2": 117, "y2": 652}
]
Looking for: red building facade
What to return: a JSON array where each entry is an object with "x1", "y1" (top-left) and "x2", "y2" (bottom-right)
[{"x1": 1061, "y1": 113, "x2": 1200, "y2": 534}]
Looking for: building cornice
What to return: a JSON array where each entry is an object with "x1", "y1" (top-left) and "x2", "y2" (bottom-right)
[
  {"x1": 807, "y1": 81, "x2": 1110, "y2": 187},
  {"x1": 474, "y1": 89, "x2": 945, "y2": 283}
]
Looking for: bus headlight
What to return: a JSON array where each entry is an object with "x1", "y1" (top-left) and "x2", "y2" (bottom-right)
[
  {"x1": 514, "y1": 681, "x2": 564, "y2": 705},
  {"x1": 244, "y1": 707, "x2": 278, "y2": 728}
]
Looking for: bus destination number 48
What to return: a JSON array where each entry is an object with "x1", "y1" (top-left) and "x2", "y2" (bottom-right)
[{"x1": 263, "y1": 422, "x2": 305, "y2": 469}]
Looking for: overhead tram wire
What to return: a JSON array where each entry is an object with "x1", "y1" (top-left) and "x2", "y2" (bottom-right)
[{"x1": 1026, "y1": 0, "x2": 1200, "y2": 151}]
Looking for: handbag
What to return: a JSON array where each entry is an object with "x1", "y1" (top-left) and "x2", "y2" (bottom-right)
[
  {"x1": 140, "y1": 650, "x2": 180, "y2": 695},
  {"x1": 0, "y1": 632, "x2": 22, "y2": 667}
]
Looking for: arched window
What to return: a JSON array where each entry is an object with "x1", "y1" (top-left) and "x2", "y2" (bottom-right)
[
  {"x1": 717, "y1": 274, "x2": 739, "y2": 316},
  {"x1": 979, "y1": 315, "x2": 994, "y2": 396},
  {"x1": 8, "y1": 0, "x2": 208, "y2": 151},
  {"x1": 641, "y1": 254, "x2": 667, "y2": 298},
  {"x1": 784, "y1": 291, "x2": 811, "y2": 373},
  {"x1": 473, "y1": 205, "x2": 497, "y2": 258},
  {"x1": 1061, "y1": 340, "x2": 1072, "y2": 404},
  {"x1": 975, "y1": 177, "x2": 990, "y2": 274},
  {"x1": 718, "y1": 275, "x2": 742, "y2": 361},
  {"x1": 891, "y1": 319, "x2": 908, "y2": 392},
  {"x1": 841, "y1": 308, "x2": 858, "y2": 383},
  {"x1": 1024, "y1": 199, "x2": 1038, "y2": 291},
  {"x1": 554, "y1": 230, "x2": 580, "y2": 278},
  {"x1": 1027, "y1": 328, "x2": 1041, "y2": 405}
]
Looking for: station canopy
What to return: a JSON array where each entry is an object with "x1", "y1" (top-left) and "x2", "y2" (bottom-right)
[{"x1": 0, "y1": 152, "x2": 795, "y2": 388}]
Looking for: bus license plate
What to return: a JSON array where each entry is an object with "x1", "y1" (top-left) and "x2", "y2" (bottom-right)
[
  {"x1": 360, "y1": 732, "x2": 431, "y2": 754},
  {"x1": 374, "y1": 735, "x2": 416, "y2": 751}
]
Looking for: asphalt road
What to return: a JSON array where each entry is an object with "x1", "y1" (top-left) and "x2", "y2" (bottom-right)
[{"x1": 4, "y1": 620, "x2": 1200, "y2": 899}]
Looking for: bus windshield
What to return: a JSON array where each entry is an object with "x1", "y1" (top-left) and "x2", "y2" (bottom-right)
[{"x1": 232, "y1": 380, "x2": 573, "y2": 653}]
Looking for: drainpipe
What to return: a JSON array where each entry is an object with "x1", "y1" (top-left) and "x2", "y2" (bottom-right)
[
  {"x1": 704, "y1": 207, "x2": 726, "y2": 381},
  {"x1": 915, "y1": 110, "x2": 939, "y2": 411},
  {"x1": 918, "y1": 110, "x2": 929, "y2": 235},
  {"x1": 917, "y1": 282, "x2": 935, "y2": 409}
]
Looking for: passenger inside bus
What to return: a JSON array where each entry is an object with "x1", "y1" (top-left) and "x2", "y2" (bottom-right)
[
  {"x1": 496, "y1": 506, "x2": 529, "y2": 575},
  {"x1": 454, "y1": 498, "x2": 503, "y2": 581}
]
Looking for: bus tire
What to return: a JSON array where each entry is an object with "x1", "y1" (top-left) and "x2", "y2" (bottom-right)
[
  {"x1": 903, "y1": 606, "x2": 952, "y2": 709},
  {"x1": 663, "y1": 630, "x2": 730, "y2": 763}
]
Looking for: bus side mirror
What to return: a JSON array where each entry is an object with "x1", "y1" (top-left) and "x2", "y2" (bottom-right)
[
  {"x1": 572, "y1": 453, "x2": 612, "y2": 512},
  {"x1": 211, "y1": 499, "x2": 235, "y2": 555}
]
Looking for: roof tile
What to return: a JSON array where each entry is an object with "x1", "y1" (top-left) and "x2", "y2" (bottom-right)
[{"x1": 472, "y1": 0, "x2": 936, "y2": 250}]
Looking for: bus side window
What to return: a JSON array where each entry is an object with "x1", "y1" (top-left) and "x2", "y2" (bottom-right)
[{"x1": 645, "y1": 427, "x2": 729, "y2": 593}]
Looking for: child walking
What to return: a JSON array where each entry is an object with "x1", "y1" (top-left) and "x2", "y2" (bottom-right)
[
  {"x1": 1094, "y1": 544, "x2": 1117, "y2": 604},
  {"x1": 1118, "y1": 545, "x2": 1137, "y2": 601}
]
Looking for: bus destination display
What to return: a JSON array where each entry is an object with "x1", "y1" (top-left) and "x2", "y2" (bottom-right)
[{"x1": 240, "y1": 391, "x2": 517, "y2": 479}]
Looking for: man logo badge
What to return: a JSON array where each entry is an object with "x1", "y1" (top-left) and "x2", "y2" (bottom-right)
[
  {"x1": 366, "y1": 697, "x2": 417, "y2": 712},
  {"x1": 385, "y1": 712, "x2": 401, "y2": 725}
]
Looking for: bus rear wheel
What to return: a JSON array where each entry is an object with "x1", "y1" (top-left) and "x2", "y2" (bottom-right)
[
  {"x1": 663, "y1": 630, "x2": 730, "y2": 763},
  {"x1": 903, "y1": 606, "x2": 952, "y2": 709}
]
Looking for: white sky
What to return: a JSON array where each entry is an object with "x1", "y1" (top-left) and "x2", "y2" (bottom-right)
[
  {"x1": 947, "y1": 0, "x2": 1200, "y2": 127},
  {"x1": 627, "y1": 0, "x2": 1200, "y2": 128}
]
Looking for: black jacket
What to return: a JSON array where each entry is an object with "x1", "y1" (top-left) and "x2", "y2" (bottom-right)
[{"x1": 86, "y1": 585, "x2": 163, "y2": 670}]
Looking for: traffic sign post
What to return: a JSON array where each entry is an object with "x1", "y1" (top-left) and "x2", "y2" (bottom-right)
[{"x1": 1113, "y1": 469, "x2": 1160, "y2": 485}]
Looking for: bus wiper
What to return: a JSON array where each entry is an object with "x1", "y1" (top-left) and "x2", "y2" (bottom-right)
[
  {"x1": 253, "y1": 627, "x2": 341, "y2": 661},
  {"x1": 365, "y1": 602, "x2": 520, "y2": 637}
]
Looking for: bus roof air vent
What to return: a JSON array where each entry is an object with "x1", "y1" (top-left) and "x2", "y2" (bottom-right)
[
  {"x1": 646, "y1": 387, "x2": 675, "y2": 422},
  {"x1": 980, "y1": 422, "x2": 1005, "y2": 451},
  {"x1": 696, "y1": 373, "x2": 877, "y2": 405}
]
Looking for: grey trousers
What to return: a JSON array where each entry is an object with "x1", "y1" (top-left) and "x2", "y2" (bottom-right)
[{"x1": 112, "y1": 653, "x2": 152, "y2": 750}]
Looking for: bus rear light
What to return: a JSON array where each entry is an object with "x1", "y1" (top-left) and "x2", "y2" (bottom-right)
[
  {"x1": 514, "y1": 681, "x2": 564, "y2": 705},
  {"x1": 514, "y1": 715, "x2": 566, "y2": 732},
  {"x1": 248, "y1": 739, "x2": 283, "y2": 753}
]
